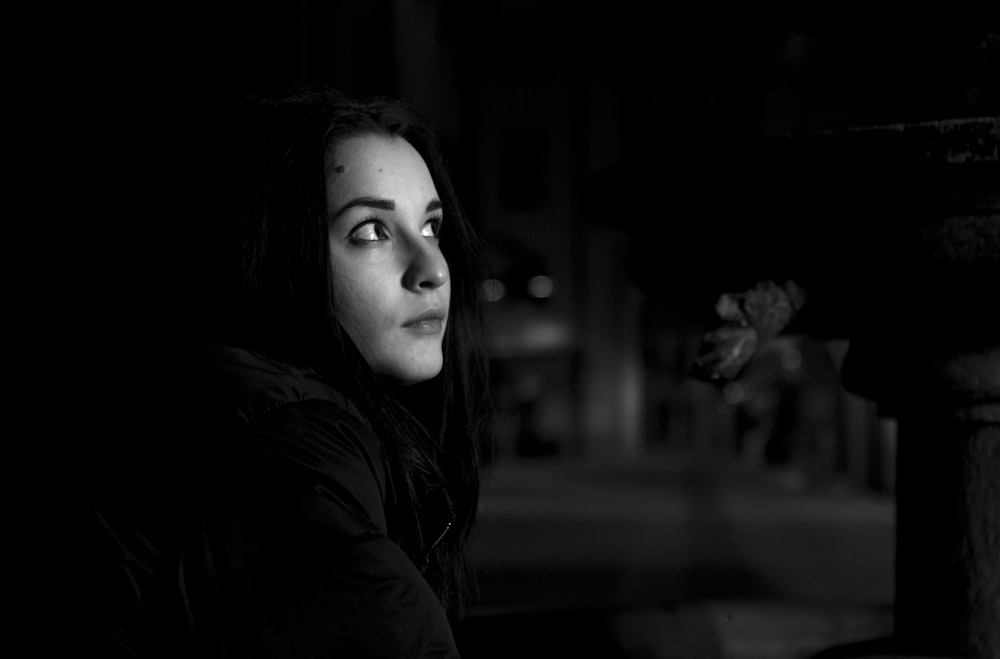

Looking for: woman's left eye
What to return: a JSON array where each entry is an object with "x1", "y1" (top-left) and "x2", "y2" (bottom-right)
[{"x1": 422, "y1": 217, "x2": 443, "y2": 238}]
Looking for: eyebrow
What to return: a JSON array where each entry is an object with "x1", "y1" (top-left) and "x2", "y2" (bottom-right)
[{"x1": 331, "y1": 196, "x2": 443, "y2": 220}]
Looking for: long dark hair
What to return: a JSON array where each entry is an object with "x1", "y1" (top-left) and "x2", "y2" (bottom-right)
[{"x1": 188, "y1": 82, "x2": 493, "y2": 613}]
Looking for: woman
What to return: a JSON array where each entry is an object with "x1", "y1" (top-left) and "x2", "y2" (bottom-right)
[{"x1": 86, "y1": 83, "x2": 494, "y2": 657}]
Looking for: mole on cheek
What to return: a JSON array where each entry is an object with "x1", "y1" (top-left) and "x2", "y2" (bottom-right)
[{"x1": 333, "y1": 165, "x2": 346, "y2": 173}]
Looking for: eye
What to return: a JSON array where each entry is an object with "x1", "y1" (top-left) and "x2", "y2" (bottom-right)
[
  {"x1": 422, "y1": 216, "x2": 443, "y2": 239},
  {"x1": 349, "y1": 219, "x2": 389, "y2": 243}
]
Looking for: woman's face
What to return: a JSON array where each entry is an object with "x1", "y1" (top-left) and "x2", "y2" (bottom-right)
[{"x1": 327, "y1": 134, "x2": 450, "y2": 385}]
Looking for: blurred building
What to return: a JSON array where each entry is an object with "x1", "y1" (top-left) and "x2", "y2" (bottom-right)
[{"x1": 156, "y1": 1, "x2": 997, "y2": 495}]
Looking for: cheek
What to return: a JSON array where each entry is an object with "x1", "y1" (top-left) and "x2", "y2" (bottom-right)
[{"x1": 332, "y1": 272, "x2": 390, "y2": 336}]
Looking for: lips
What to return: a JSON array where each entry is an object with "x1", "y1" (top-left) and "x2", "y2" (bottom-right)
[{"x1": 402, "y1": 309, "x2": 447, "y2": 333}]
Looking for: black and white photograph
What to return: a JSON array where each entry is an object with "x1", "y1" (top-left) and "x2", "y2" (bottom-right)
[{"x1": 54, "y1": 3, "x2": 998, "y2": 658}]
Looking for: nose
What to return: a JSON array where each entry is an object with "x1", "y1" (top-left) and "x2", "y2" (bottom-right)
[{"x1": 402, "y1": 239, "x2": 449, "y2": 292}]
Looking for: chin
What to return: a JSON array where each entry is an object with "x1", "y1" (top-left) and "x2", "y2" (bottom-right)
[
  {"x1": 381, "y1": 357, "x2": 444, "y2": 386},
  {"x1": 404, "y1": 364, "x2": 444, "y2": 385}
]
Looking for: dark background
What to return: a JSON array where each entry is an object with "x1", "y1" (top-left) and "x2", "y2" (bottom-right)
[{"x1": 45, "y1": 4, "x2": 998, "y2": 657}]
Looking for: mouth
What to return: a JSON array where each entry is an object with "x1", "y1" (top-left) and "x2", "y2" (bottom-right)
[{"x1": 402, "y1": 309, "x2": 447, "y2": 334}]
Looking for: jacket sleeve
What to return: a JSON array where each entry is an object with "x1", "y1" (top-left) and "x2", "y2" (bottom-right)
[{"x1": 190, "y1": 398, "x2": 460, "y2": 659}]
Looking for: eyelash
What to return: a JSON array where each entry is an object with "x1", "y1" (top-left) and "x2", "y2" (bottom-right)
[
  {"x1": 349, "y1": 216, "x2": 389, "y2": 242},
  {"x1": 425, "y1": 216, "x2": 443, "y2": 238}
]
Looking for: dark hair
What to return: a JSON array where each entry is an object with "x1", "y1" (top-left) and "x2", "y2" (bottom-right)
[{"x1": 188, "y1": 82, "x2": 493, "y2": 613}]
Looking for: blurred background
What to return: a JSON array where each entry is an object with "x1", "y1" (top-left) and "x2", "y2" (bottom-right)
[{"x1": 71, "y1": 4, "x2": 998, "y2": 657}]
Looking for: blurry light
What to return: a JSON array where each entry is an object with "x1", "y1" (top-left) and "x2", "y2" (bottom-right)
[
  {"x1": 780, "y1": 346, "x2": 802, "y2": 372},
  {"x1": 520, "y1": 321, "x2": 571, "y2": 351},
  {"x1": 481, "y1": 278, "x2": 506, "y2": 302},
  {"x1": 527, "y1": 275, "x2": 555, "y2": 298},
  {"x1": 723, "y1": 381, "x2": 747, "y2": 405}
]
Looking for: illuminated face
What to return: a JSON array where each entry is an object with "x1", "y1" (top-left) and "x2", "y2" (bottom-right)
[{"x1": 327, "y1": 135, "x2": 450, "y2": 385}]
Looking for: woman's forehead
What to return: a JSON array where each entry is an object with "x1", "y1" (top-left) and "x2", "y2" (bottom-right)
[
  {"x1": 329, "y1": 134, "x2": 411, "y2": 170},
  {"x1": 326, "y1": 135, "x2": 438, "y2": 207}
]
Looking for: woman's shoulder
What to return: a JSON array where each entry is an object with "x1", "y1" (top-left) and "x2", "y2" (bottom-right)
[
  {"x1": 197, "y1": 345, "x2": 390, "y2": 521},
  {"x1": 196, "y1": 344, "x2": 369, "y2": 440}
]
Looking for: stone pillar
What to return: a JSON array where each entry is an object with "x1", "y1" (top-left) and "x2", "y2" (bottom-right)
[
  {"x1": 812, "y1": 118, "x2": 1000, "y2": 658},
  {"x1": 813, "y1": 337, "x2": 999, "y2": 659},
  {"x1": 893, "y1": 345, "x2": 1000, "y2": 657}
]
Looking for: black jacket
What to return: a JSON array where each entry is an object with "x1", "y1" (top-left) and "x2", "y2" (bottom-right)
[{"x1": 79, "y1": 345, "x2": 459, "y2": 658}]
